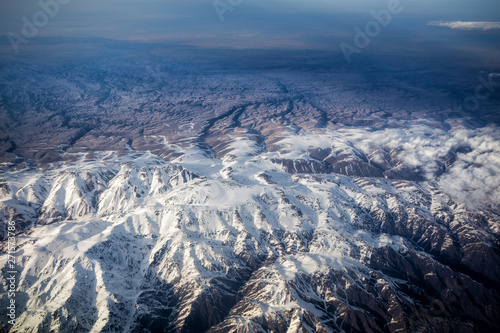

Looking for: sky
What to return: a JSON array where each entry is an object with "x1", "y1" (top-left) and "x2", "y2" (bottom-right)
[
  {"x1": 1, "y1": 0, "x2": 499, "y2": 45},
  {"x1": 0, "y1": 0, "x2": 498, "y2": 70}
]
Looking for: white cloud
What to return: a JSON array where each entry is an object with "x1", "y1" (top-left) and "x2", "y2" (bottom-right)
[
  {"x1": 279, "y1": 125, "x2": 500, "y2": 208},
  {"x1": 428, "y1": 21, "x2": 500, "y2": 31},
  {"x1": 361, "y1": 126, "x2": 500, "y2": 207},
  {"x1": 368, "y1": 126, "x2": 500, "y2": 208},
  {"x1": 437, "y1": 127, "x2": 500, "y2": 207}
]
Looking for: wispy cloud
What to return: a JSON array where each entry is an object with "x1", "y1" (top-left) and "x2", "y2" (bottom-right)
[{"x1": 428, "y1": 21, "x2": 500, "y2": 31}]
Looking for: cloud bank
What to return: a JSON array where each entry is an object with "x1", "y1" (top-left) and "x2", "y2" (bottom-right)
[
  {"x1": 359, "y1": 126, "x2": 500, "y2": 208},
  {"x1": 428, "y1": 21, "x2": 500, "y2": 31},
  {"x1": 282, "y1": 125, "x2": 500, "y2": 208}
]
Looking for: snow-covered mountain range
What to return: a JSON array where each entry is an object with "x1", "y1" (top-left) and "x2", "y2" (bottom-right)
[
  {"x1": 1, "y1": 41, "x2": 500, "y2": 332},
  {"x1": 1, "y1": 124, "x2": 499, "y2": 332}
]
